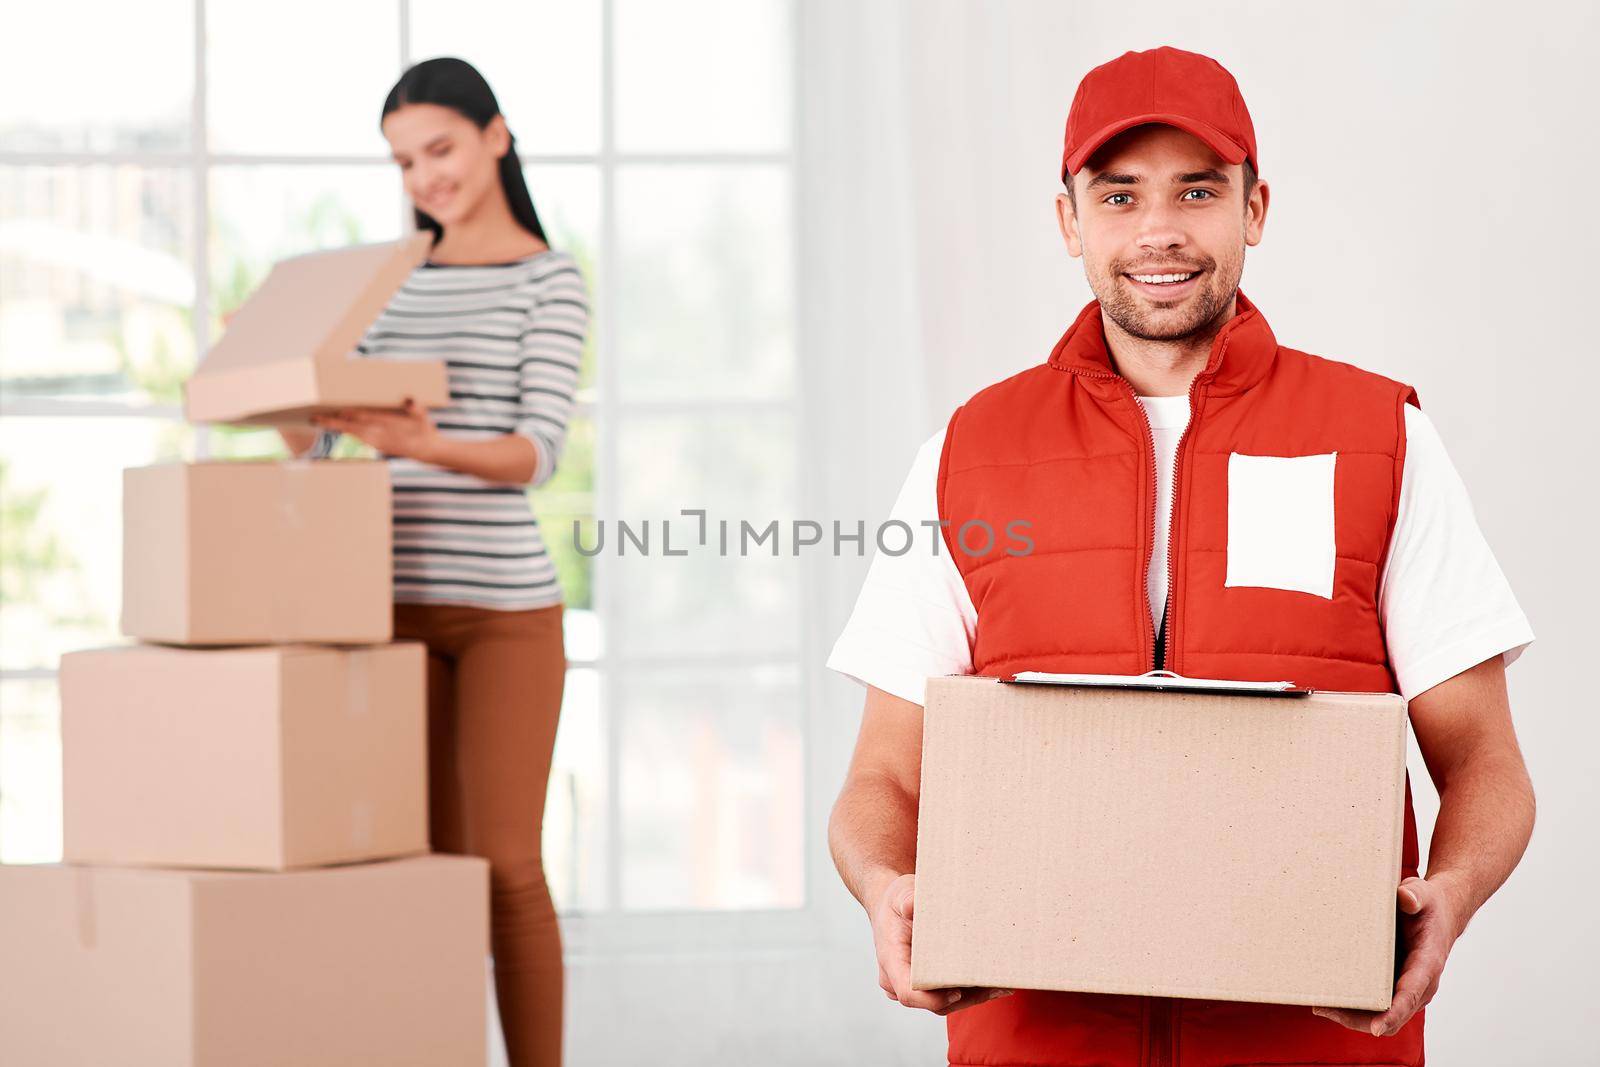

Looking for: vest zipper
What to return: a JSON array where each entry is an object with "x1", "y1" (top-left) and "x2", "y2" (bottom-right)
[
  {"x1": 1141, "y1": 992, "x2": 1180, "y2": 1066},
  {"x1": 1148, "y1": 995, "x2": 1170, "y2": 1067},
  {"x1": 1075, "y1": 347, "x2": 1218, "y2": 1067},
  {"x1": 1121, "y1": 374, "x2": 1202, "y2": 673},
  {"x1": 1159, "y1": 376, "x2": 1202, "y2": 673},
  {"x1": 1129, "y1": 381, "x2": 1201, "y2": 1067}
]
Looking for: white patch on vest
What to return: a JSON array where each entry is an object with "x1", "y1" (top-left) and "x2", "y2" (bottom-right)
[{"x1": 1225, "y1": 451, "x2": 1338, "y2": 599}]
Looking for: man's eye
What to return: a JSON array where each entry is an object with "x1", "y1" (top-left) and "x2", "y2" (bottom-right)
[
  {"x1": 1182, "y1": 188, "x2": 1214, "y2": 201},
  {"x1": 1105, "y1": 193, "x2": 1133, "y2": 206}
]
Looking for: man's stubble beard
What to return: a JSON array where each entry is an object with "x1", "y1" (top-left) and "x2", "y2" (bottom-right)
[{"x1": 1092, "y1": 251, "x2": 1244, "y2": 343}]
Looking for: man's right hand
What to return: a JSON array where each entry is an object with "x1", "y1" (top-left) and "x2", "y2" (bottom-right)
[{"x1": 870, "y1": 872, "x2": 1014, "y2": 1015}]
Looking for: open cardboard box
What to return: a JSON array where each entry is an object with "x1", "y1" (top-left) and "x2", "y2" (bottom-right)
[
  {"x1": 183, "y1": 233, "x2": 448, "y2": 427},
  {"x1": 910, "y1": 672, "x2": 1408, "y2": 1011}
]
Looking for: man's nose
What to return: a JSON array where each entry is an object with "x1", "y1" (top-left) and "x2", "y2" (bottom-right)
[{"x1": 1133, "y1": 202, "x2": 1188, "y2": 254}]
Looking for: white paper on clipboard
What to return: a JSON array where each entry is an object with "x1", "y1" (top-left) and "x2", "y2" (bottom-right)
[{"x1": 1001, "y1": 669, "x2": 1312, "y2": 697}]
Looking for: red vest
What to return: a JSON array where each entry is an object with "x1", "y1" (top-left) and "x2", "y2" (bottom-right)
[{"x1": 934, "y1": 292, "x2": 1425, "y2": 1067}]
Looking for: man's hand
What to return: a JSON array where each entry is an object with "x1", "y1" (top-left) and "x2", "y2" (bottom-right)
[
  {"x1": 1311, "y1": 873, "x2": 1465, "y2": 1037},
  {"x1": 832, "y1": 689, "x2": 1009, "y2": 1016},
  {"x1": 871, "y1": 872, "x2": 1014, "y2": 1015},
  {"x1": 313, "y1": 397, "x2": 440, "y2": 462}
]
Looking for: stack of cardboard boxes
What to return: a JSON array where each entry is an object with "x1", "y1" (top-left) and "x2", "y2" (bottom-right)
[{"x1": 0, "y1": 237, "x2": 489, "y2": 1066}]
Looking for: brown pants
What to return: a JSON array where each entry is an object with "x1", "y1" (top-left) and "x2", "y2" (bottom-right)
[{"x1": 393, "y1": 601, "x2": 566, "y2": 1067}]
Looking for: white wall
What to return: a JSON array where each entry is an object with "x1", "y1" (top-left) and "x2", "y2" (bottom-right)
[{"x1": 804, "y1": 2, "x2": 1598, "y2": 1065}]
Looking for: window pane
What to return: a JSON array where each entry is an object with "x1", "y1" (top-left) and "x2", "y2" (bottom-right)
[
  {"x1": 0, "y1": 679, "x2": 61, "y2": 864},
  {"x1": 564, "y1": 608, "x2": 601, "y2": 665},
  {"x1": 619, "y1": 664, "x2": 803, "y2": 910},
  {"x1": 545, "y1": 668, "x2": 607, "y2": 912},
  {"x1": 615, "y1": 165, "x2": 793, "y2": 401},
  {"x1": 526, "y1": 165, "x2": 599, "y2": 270},
  {"x1": 534, "y1": 512, "x2": 595, "y2": 623},
  {"x1": 615, "y1": 0, "x2": 792, "y2": 154},
  {"x1": 0, "y1": 417, "x2": 193, "y2": 671},
  {"x1": 611, "y1": 410, "x2": 800, "y2": 659},
  {"x1": 531, "y1": 408, "x2": 595, "y2": 603},
  {"x1": 524, "y1": 164, "x2": 600, "y2": 396},
  {"x1": 0, "y1": 1, "x2": 191, "y2": 153},
  {"x1": 410, "y1": 1, "x2": 601, "y2": 155},
  {"x1": 207, "y1": 0, "x2": 397, "y2": 157},
  {"x1": 208, "y1": 165, "x2": 403, "y2": 322},
  {"x1": 0, "y1": 166, "x2": 196, "y2": 405}
]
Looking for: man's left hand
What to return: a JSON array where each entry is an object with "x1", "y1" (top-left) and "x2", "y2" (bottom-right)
[
  {"x1": 313, "y1": 397, "x2": 440, "y2": 462},
  {"x1": 1311, "y1": 874, "x2": 1466, "y2": 1038}
]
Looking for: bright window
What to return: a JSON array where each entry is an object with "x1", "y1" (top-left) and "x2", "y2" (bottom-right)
[{"x1": 0, "y1": 0, "x2": 802, "y2": 922}]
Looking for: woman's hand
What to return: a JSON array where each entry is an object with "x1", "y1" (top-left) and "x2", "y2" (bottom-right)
[{"x1": 313, "y1": 397, "x2": 441, "y2": 462}]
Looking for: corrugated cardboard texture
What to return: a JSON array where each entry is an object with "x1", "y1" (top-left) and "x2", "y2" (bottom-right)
[
  {"x1": 121, "y1": 459, "x2": 392, "y2": 645},
  {"x1": 184, "y1": 233, "x2": 447, "y2": 426},
  {"x1": 0, "y1": 856, "x2": 488, "y2": 1067},
  {"x1": 911, "y1": 676, "x2": 1407, "y2": 1010},
  {"x1": 61, "y1": 642, "x2": 427, "y2": 870}
]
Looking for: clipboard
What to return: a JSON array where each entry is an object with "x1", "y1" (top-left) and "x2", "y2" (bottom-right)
[{"x1": 999, "y1": 668, "x2": 1313, "y2": 698}]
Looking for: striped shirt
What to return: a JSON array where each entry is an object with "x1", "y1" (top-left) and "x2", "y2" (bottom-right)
[{"x1": 312, "y1": 248, "x2": 588, "y2": 611}]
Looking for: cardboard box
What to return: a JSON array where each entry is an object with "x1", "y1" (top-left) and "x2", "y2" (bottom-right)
[
  {"x1": 184, "y1": 233, "x2": 448, "y2": 427},
  {"x1": 0, "y1": 855, "x2": 488, "y2": 1067},
  {"x1": 61, "y1": 641, "x2": 427, "y2": 870},
  {"x1": 910, "y1": 675, "x2": 1408, "y2": 1011},
  {"x1": 122, "y1": 459, "x2": 392, "y2": 645}
]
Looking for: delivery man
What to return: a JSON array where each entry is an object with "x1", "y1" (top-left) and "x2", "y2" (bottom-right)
[{"x1": 826, "y1": 45, "x2": 1536, "y2": 1067}]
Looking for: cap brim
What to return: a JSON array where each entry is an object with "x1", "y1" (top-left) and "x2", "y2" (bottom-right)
[{"x1": 1064, "y1": 112, "x2": 1249, "y2": 179}]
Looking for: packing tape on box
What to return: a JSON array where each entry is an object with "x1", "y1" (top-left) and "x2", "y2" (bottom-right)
[
  {"x1": 270, "y1": 461, "x2": 314, "y2": 639},
  {"x1": 346, "y1": 648, "x2": 372, "y2": 719},
  {"x1": 73, "y1": 867, "x2": 97, "y2": 950},
  {"x1": 346, "y1": 649, "x2": 375, "y2": 850},
  {"x1": 279, "y1": 460, "x2": 310, "y2": 527}
]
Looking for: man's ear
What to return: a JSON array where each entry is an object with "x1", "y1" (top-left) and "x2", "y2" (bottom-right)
[
  {"x1": 1244, "y1": 179, "x2": 1270, "y2": 248},
  {"x1": 1056, "y1": 191, "x2": 1084, "y2": 259}
]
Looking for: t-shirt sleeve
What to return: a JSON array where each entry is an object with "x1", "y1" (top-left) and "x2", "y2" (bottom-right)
[
  {"x1": 1379, "y1": 404, "x2": 1535, "y2": 702},
  {"x1": 824, "y1": 428, "x2": 977, "y2": 706},
  {"x1": 514, "y1": 256, "x2": 589, "y2": 487},
  {"x1": 307, "y1": 429, "x2": 338, "y2": 459}
]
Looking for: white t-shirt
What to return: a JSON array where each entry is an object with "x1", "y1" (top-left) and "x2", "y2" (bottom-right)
[
  {"x1": 1137, "y1": 394, "x2": 1191, "y2": 636},
  {"x1": 827, "y1": 399, "x2": 1534, "y2": 705}
]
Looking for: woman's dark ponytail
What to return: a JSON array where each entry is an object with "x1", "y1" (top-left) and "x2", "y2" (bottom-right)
[
  {"x1": 382, "y1": 57, "x2": 546, "y2": 242},
  {"x1": 495, "y1": 132, "x2": 546, "y2": 242}
]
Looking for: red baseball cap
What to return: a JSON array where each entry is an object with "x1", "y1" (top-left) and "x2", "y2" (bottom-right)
[{"x1": 1061, "y1": 46, "x2": 1258, "y2": 183}]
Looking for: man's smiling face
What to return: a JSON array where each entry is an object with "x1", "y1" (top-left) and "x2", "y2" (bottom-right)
[{"x1": 1059, "y1": 124, "x2": 1269, "y2": 342}]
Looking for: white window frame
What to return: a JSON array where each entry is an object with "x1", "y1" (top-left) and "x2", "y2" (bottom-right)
[{"x1": 0, "y1": 0, "x2": 824, "y2": 957}]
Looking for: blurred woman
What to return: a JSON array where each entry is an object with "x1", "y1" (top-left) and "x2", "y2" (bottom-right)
[{"x1": 280, "y1": 56, "x2": 586, "y2": 1067}]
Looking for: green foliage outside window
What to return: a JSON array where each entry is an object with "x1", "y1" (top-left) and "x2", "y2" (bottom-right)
[{"x1": 0, "y1": 458, "x2": 72, "y2": 607}]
